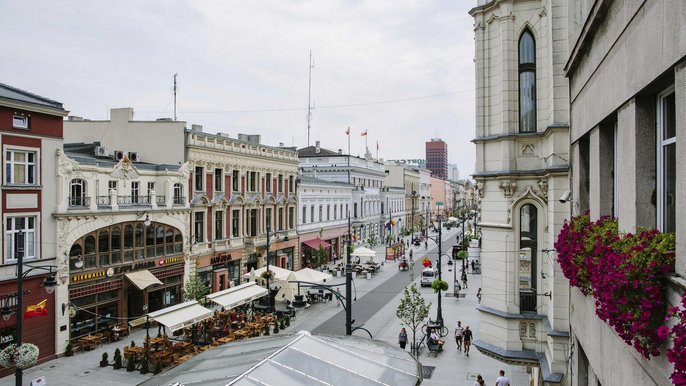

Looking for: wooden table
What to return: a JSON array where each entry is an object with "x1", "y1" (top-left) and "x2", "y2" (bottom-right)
[
  {"x1": 217, "y1": 336, "x2": 234, "y2": 344},
  {"x1": 173, "y1": 341, "x2": 193, "y2": 354},
  {"x1": 78, "y1": 335, "x2": 100, "y2": 351},
  {"x1": 151, "y1": 350, "x2": 172, "y2": 363},
  {"x1": 233, "y1": 330, "x2": 251, "y2": 339},
  {"x1": 125, "y1": 346, "x2": 145, "y2": 360},
  {"x1": 174, "y1": 354, "x2": 194, "y2": 365}
]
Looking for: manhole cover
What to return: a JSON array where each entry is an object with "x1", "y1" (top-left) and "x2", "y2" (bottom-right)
[{"x1": 423, "y1": 366, "x2": 436, "y2": 379}]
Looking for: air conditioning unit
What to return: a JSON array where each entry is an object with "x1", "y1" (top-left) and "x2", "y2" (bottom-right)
[
  {"x1": 113, "y1": 150, "x2": 126, "y2": 161},
  {"x1": 94, "y1": 146, "x2": 109, "y2": 157},
  {"x1": 128, "y1": 152, "x2": 141, "y2": 162}
]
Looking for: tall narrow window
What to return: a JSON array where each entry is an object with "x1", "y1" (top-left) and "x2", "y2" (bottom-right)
[
  {"x1": 194, "y1": 167, "x2": 204, "y2": 192},
  {"x1": 232, "y1": 170, "x2": 239, "y2": 191},
  {"x1": 194, "y1": 212, "x2": 204, "y2": 242},
  {"x1": 658, "y1": 87, "x2": 676, "y2": 233},
  {"x1": 131, "y1": 181, "x2": 140, "y2": 203},
  {"x1": 266, "y1": 173, "x2": 272, "y2": 192},
  {"x1": 519, "y1": 204, "x2": 538, "y2": 313},
  {"x1": 266, "y1": 208, "x2": 272, "y2": 230},
  {"x1": 278, "y1": 208, "x2": 284, "y2": 230},
  {"x1": 232, "y1": 209, "x2": 240, "y2": 238},
  {"x1": 70, "y1": 179, "x2": 87, "y2": 207},
  {"x1": 302, "y1": 206, "x2": 307, "y2": 224},
  {"x1": 215, "y1": 211, "x2": 223, "y2": 240},
  {"x1": 173, "y1": 183, "x2": 184, "y2": 205},
  {"x1": 214, "y1": 168, "x2": 223, "y2": 192},
  {"x1": 519, "y1": 30, "x2": 536, "y2": 133},
  {"x1": 289, "y1": 207, "x2": 294, "y2": 229},
  {"x1": 5, "y1": 217, "x2": 36, "y2": 261},
  {"x1": 278, "y1": 175, "x2": 283, "y2": 193}
]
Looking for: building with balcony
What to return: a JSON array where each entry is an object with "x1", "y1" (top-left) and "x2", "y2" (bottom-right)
[
  {"x1": 469, "y1": 0, "x2": 571, "y2": 384},
  {"x1": 298, "y1": 141, "x2": 385, "y2": 246},
  {"x1": 383, "y1": 163, "x2": 420, "y2": 235},
  {"x1": 0, "y1": 83, "x2": 68, "y2": 370},
  {"x1": 186, "y1": 128, "x2": 299, "y2": 287},
  {"x1": 564, "y1": 1, "x2": 685, "y2": 384}
]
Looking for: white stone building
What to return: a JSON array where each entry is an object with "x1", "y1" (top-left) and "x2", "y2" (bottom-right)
[
  {"x1": 469, "y1": 0, "x2": 571, "y2": 384},
  {"x1": 565, "y1": 1, "x2": 685, "y2": 385}
]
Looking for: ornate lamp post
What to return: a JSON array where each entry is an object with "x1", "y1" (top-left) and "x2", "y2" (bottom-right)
[
  {"x1": 1, "y1": 230, "x2": 59, "y2": 386},
  {"x1": 265, "y1": 224, "x2": 289, "y2": 312}
]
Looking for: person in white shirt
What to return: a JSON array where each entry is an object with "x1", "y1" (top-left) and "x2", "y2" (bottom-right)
[
  {"x1": 454, "y1": 320, "x2": 464, "y2": 350},
  {"x1": 429, "y1": 329, "x2": 444, "y2": 349},
  {"x1": 495, "y1": 370, "x2": 511, "y2": 386}
]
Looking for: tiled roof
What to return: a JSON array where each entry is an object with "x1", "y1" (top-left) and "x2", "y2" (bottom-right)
[
  {"x1": 297, "y1": 145, "x2": 344, "y2": 157},
  {"x1": 0, "y1": 82, "x2": 64, "y2": 109}
]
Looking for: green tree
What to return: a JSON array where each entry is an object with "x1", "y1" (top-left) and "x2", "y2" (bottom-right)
[
  {"x1": 183, "y1": 273, "x2": 209, "y2": 304},
  {"x1": 396, "y1": 284, "x2": 431, "y2": 357},
  {"x1": 367, "y1": 233, "x2": 379, "y2": 249},
  {"x1": 312, "y1": 245, "x2": 328, "y2": 269}
]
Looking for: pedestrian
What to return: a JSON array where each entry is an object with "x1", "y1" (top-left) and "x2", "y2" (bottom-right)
[
  {"x1": 474, "y1": 374, "x2": 485, "y2": 386},
  {"x1": 454, "y1": 320, "x2": 464, "y2": 351},
  {"x1": 462, "y1": 272, "x2": 468, "y2": 289},
  {"x1": 409, "y1": 249, "x2": 413, "y2": 260},
  {"x1": 495, "y1": 370, "x2": 511, "y2": 386},
  {"x1": 430, "y1": 328, "x2": 445, "y2": 349},
  {"x1": 398, "y1": 327, "x2": 408, "y2": 350},
  {"x1": 462, "y1": 325, "x2": 473, "y2": 356},
  {"x1": 471, "y1": 260, "x2": 475, "y2": 272},
  {"x1": 477, "y1": 287, "x2": 482, "y2": 303},
  {"x1": 424, "y1": 240, "x2": 428, "y2": 250}
]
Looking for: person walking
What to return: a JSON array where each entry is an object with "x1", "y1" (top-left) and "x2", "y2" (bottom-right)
[
  {"x1": 454, "y1": 321, "x2": 464, "y2": 351},
  {"x1": 409, "y1": 249, "x2": 413, "y2": 260},
  {"x1": 495, "y1": 370, "x2": 511, "y2": 386},
  {"x1": 398, "y1": 328, "x2": 408, "y2": 350},
  {"x1": 462, "y1": 325, "x2": 473, "y2": 356},
  {"x1": 461, "y1": 272, "x2": 468, "y2": 289},
  {"x1": 474, "y1": 374, "x2": 485, "y2": 386}
]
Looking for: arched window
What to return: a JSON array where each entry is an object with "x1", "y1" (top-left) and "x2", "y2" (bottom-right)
[
  {"x1": 519, "y1": 204, "x2": 538, "y2": 313},
  {"x1": 123, "y1": 224, "x2": 134, "y2": 262},
  {"x1": 98, "y1": 230, "x2": 110, "y2": 266},
  {"x1": 519, "y1": 30, "x2": 536, "y2": 133},
  {"x1": 69, "y1": 179, "x2": 87, "y2": 207},
  {"x1": 84, "y1": 235, "x2": 96, "y2": 268}
]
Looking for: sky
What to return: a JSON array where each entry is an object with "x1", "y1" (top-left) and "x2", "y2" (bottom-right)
[{"x1": 1, "y1": 1, "x2": 477, "y2": 177}]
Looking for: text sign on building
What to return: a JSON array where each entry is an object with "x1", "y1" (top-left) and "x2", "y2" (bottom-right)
[{"x1": 387, "y1": 159, "x2": 426, "y2": 166}]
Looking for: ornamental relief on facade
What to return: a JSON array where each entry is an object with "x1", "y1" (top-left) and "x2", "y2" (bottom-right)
[
  {"x1": 498, "y1": 180, "x2": 517, "y2": 198},
  {"x1": 521, "y1": 143, "x2": 535, "y2": 158}
]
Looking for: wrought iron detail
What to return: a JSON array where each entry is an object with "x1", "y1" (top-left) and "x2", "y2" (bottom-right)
[{"x1": 68, "y1": 196, "x2": 90, "y2": 208}]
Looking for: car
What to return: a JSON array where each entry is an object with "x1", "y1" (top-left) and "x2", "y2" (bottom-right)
[
  {"x1": 412, "y1": 237, "x2": 422, "y2": 246},
  {"x1": 420, "y1": 268, "x2": 437, "y2": 287}
]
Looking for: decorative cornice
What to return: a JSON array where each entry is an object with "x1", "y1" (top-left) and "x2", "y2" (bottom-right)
[
  {"x1": 472, "y1": 166, "x2": 569, "y2": 178},
  {"x1": 473, "y1": 125, "x2": 569, "y2": 144}
]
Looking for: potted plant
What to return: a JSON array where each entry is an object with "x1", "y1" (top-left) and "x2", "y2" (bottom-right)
[
  {"x1": 279, "y1": 318, "x2": 286, "y2": 330},
  {"x1": 0, "y1": 343, "x2": 40, "y2": 370},
  {"x1": 260, "y1": 270, "x2": 274, "y2": 280},
  {"x1": 431, "y1": 279, "x2": 449, "y2": 293},
  {"x1": 126, "y1": 356, "x2": 136, "y2": 372},
  {"x1": 113, "y1": 348, "x2": 122, "y2": 369},
  {"x1": 154, "y1": 360, "x2": 163, "y2": 374},
  {"x1": 139, "y1": 356, "x2": 149, "y2": 374},
  {"x1": 99, "y1": 352, "x2": 109, "y2": 367},
  {"x1": 64, "y1": 343, "x2": 74, "y2": 357},
  {"x1": 284, "y1": 315, "x2": 291, "y2": 327},
  {"x1": 263, "y1": 324, "x2": 270, "y2": 336},
  {"x1": 273, "y1": 320, "x2": 280, "y2": 334}
]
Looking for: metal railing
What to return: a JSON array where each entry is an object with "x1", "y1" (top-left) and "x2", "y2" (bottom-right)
[
  {"x1": 96, "y1": 196, "x2": 111, "y2": 207},
  {"x1": 172, "y1": 196, "x2": 186, "y2": 205},
  {"x1": 68, "y1": 196, "x2": 90, "y2": 208},
  {"x1": 156, "y1": 195, "x2": 166, "y2": 206},
  {"x1": 520, "y1": 289, "x2": 537, "y2": 313},
  {"x1": 117, "y1": 195, "x2": 151, "y2": 206}
]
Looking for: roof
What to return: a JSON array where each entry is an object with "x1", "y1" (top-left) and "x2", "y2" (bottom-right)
[
  {"x1": 138, "y1": 331, "x2": 422, "y2": 386},
  {"x1": 63, "y1": 143, "x2": 181, "y2": 172},
  {"x1": 0, "y1": 82, "x2": 64, "y2": 110},
  {"x1": 297, "y1": 145, "x2": 346, "y2": 157}
]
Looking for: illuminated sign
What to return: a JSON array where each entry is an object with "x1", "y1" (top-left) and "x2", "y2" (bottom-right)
[
  {"x1": 388, "y1": 159, "x2": 426, "y2": 165},
  {"x1": 210, "y1": 254, "x2": 232, "y2": 266},
  {"x1": 71, "y1": 270, "x2": 106, "y2": 283}
]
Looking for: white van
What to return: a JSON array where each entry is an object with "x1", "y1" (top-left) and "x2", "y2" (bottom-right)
[{"x1": 420, "y1": 268, "x2": 437, "y2": 287}]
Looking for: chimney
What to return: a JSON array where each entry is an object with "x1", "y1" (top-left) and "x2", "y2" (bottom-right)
[
  {"x1": 315, "y1": 141, "x2": 320, "y2": 154},
  {"x1": 110, "y1": 107, "x2": 134, "y2": 122},
  {"x1": 338, "y1": 149, "x2": 343, "y2": 155}
]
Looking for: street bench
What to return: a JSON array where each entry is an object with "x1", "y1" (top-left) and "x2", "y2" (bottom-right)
[{"x1": 427, "y1": 341, "x2": 443, "y2": 357}]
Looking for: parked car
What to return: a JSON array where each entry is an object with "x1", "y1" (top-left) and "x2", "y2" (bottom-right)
[{"x1": 412, "y1": 237, "x2": 422, "y2": 246}]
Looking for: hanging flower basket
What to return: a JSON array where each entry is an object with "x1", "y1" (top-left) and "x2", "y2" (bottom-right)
[
  {"x1": 260, "y1": 270, "x2": 274, "y2": 280},
  {"x1": 0, "y1": 343, "x2": 40, "y2": 369}
]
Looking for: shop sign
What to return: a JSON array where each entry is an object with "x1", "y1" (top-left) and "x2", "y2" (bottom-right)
[
  {"x1": 0, "y1": 327, "x2": 15, "y2": 347},
  {"x1": 114, "y1": 260, "x2": 156, "y2": 275},
  {"x1": 71, "y1": 270, "x2": 106, "y2": 283},
  {"x1": 211, "y1": 254, "x2": 232, "y2": 266},
  {"x1": 158, "y1": 256, "x2": 184, "y2": 266}
]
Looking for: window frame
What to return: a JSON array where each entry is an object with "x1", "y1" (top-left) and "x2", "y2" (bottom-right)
[
  {"x1": 657, "y1": 86, "x2": 676, "y2": 233},
  {"x1": 214, "y1": 168, "x2": 223, "y2": 192},
  {"x1": 231, "y1": 209, "x2": 240, "y2": 238},
  {"x1": 518, "y1": 29, "x2": 537, "y2": 133},
  {"x1": 4, "y1": 146, "x2": 39, "y2": 186},
  {"x1": 194, "y1": 211, "x2": 205, "y2": 242},
  {"x1": 5, "y1": 215, "x2": 38, "y2": 262},
  {"x1": 215, "y1": 210, "x2": 224, "y2": 240},
  {"x1": 194, "y1": 166, "x2": 204, "y2": 192},
  {"x1": 12, "y1": 115, "x2": 29, "y2": 129}
]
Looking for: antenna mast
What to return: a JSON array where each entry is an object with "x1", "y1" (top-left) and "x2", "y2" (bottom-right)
[
  {"x1": 307, "y1": 51, "x2": 315, "y2": 146},
  {"x1": 173, "y1": 73, "x2": 178, "y2": 121}
]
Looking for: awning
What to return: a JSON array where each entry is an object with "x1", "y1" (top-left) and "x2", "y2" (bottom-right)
[
  {"x1": 302, "y1": 238, "x2": 331, "y2": 249},
  {"x1": 206, "y1": 282, "x2": 268, "y2": 309},
  {"x1": 124, "y1": 270, "x2": 163, "y2": 290},
  {"x1": 147, "y1": 300, "x2": 213, "y2": 332}
]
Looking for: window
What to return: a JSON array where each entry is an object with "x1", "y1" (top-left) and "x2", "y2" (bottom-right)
[
  {"x1": 266, "y1": 208, "x2": 272, "y2": 230},
  {"x1": 319, "y1": 205, "x2": 323, "y2": 222},
  {"x1": 289, "y1": 207, "x2": 294, "y2": 229},
  {"x1": 354, "y1": 203, "x2": 358, "y2": 218},
  {"x1": 278, "y1": 208, "x2": 284, "y2": 230},
  {"x1": 519, "y1": 30, "x2": 536, "y2": 133},
  {"x1": 147, "y1": 182, "x2": 155, "y2": 197},
  {"x1": 278, "y1": 174, "x2": 283, "y2": 193},
  {"x1": 302, "y1": 206, "x2": 307, "y2": 224},
  {"x1": 232, "y1": 209, "x2": 240, "y2": 238},
  {"x1": 658, "y1": 87, "x2": 676, "y2": 233},
  {"x1": 215, "y1": 211, "x2": 223, "y2": 240},
  {"x1": 334, "y1": 204, "x2": 337, "y2": 220},
  {"x1": 288, "y1": 176, "x2": 294, "y2": 192},
  {"x1": 5, "y1": 149, "x2": 37, "y2": 185},
  {"x1": 70, "y1": 178, "x2": 87, "y2": 207},
  {"x1": 310, "y1": 205, "x2": 314, "y2": 223},
  {"x1": 5, "y1": 217, "x2": 36, "y2": 261},
  {"x1": 346, "y1": 204, "x2": 349, "y2": 218},
  {"x1": 249, "y1": 209, "x2": 258, "y2": 236},
  {"x1": 232, "y1": 170, "x2": 239, "y2": 191},
  {"x1": 173, "y1": 183, "x2": 184, "y2": 204},
  {"x1": 13, "y1": 115, "x2": 28, "y2": 129},
  {"x1": 266, "y1": 173, "x2": 272, "y2": 192},
  {"x1": 108, "y1": 180, "x2": 117, "y2": 193},
  {"x1": 519, "y1": 204, "x2": 538, "y2": 313},
  {"x1": 214, "y1": 168, "x2": 223, "y2": 192},
  {"x1": 194, "y1": 212, "x2": 204, "y2": 242},
  {"x1": 326, "y1": 205, "x2": 330, "y2": 221},
  {"x1": 131, "y1": 181, "x2": 140, "y2": 203},
  {"x1": 194, "y1": 166, "x2": 204, "y2": 192},
  {"x1": 249, "y1": 172, "x2": 257, "y2": 192}
]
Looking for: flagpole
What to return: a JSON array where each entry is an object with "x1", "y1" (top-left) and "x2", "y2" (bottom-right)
[{"x1": 347, "y1": 127, "x2": 351, "y2": 185}]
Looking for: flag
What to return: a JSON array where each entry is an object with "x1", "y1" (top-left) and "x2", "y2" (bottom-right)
[
  {"x1": 361, "y1": 130, "x2": 367, "y2": 136},
  {"x1": 345, "y1": 127, "x2": 350, "y2": 135},
  {"x1": 422, "y1": 257, "x2": 431, "y2": 268},
  {"x1": 24, "y1": 299, "x2": 48, "y2": 319}
]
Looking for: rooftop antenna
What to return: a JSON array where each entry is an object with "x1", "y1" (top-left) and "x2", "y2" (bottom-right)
[
  {"x1": 173, "y1": 73, "x2": 178, "y2": 121},
  {"x1": 307, "y1": 51, "x2": 315, "y2": 147}
]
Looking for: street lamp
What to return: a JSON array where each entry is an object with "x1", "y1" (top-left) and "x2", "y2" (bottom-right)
[
  {"x1": 265, "y1": 224, "x2": 289, "y2": 312},
  {"x1": 4, "y1": 229, "x2": 58, "y2": 386},
  {"x1": 423, "y1": 211, "x2": 445, "y2": 328}
]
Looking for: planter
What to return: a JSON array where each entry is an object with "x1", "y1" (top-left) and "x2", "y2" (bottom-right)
[
  {"x1": 366, "y1": 272, "x2": 372, "y2": 280},
  {"x1": 337, "y1": 270, "x2": 341, "y2": 277},
  {"x1": 0, "y1": 343, "x2": 39, "y2": 370}
]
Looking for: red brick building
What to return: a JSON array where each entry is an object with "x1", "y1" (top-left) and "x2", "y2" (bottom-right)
[{"x1": 425, "y1": 138, "x2": 448, "y2": 180}]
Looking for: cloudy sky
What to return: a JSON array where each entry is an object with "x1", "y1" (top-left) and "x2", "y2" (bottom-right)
[{"x1": 2, "y1": 1, "x2": 476, "y2": 177}]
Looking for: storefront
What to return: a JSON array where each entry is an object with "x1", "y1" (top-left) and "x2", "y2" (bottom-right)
[
  {"x1": 67, "y1": 221, "x2": 185, "y2": 340},
  {"x1": 196, "y1": 251, "x2": 243, "y2": 293}
]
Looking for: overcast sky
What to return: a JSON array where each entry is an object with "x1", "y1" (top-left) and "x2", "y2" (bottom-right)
[{"x1": 2, "y1": 1, "x2": 476, "y2": 177}]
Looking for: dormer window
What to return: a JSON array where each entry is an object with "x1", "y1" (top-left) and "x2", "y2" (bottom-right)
[{"x1": 13, "y1": 115, "x2": 28, "y2": 129}]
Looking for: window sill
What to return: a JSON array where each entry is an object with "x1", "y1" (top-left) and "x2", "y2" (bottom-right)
[{"x1": 3, "y1": 184, "x2": 42, "y2": 190}]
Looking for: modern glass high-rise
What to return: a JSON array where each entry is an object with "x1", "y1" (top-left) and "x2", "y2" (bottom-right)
[{"x1": 425, "y1": 138, "x2": 448, "y2": 180}]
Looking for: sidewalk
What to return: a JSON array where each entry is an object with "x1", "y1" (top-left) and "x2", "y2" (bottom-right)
[{"x1": 0, "y1": 227, "x2": 529, "y2": 385}]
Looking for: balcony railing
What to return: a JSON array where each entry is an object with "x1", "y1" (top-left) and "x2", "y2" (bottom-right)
[
  {"x1": 68, "y1": 196, "x2": 91, "y2": 208},
  {"x1": 172, "y1": 196, "x2": 186, "y2": 205},
  {"x1": 96, "y1": 196, "x2": 111, "y2": 207},
  {"x1": 520, "y1": 288, "x2": 537, "y2": 313},
  {"x1": 156, "y1": 195, "x2": 166, "y2": 206},
  {"x1": 117, "y1": 195, "x2": 151, "y2": 206}
]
